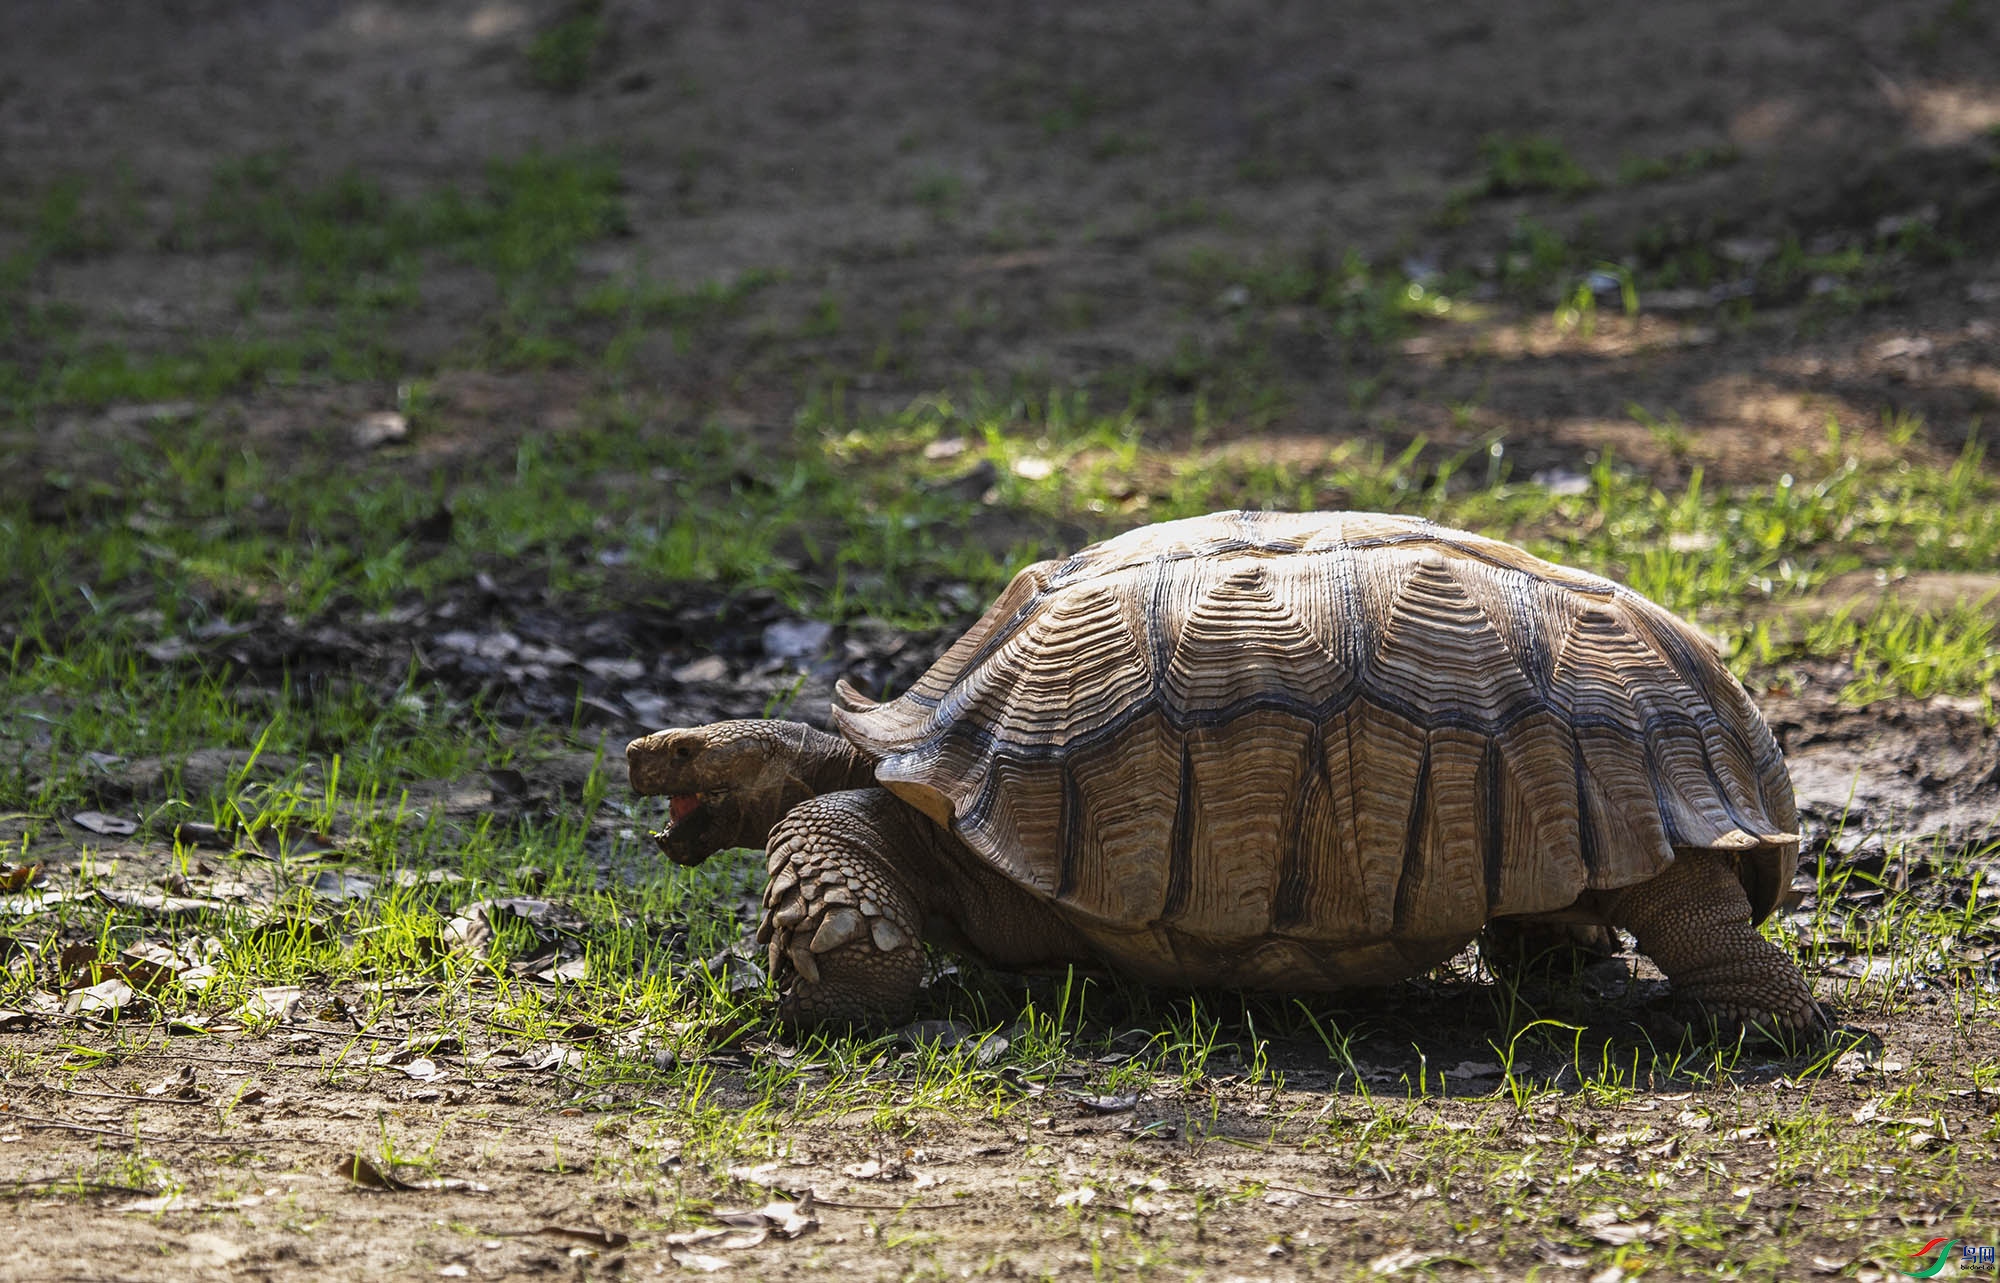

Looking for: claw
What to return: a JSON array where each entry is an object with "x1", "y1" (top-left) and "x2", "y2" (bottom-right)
[
  {"x1": 869, "y1": 917, "x2": 907, "y2": 953},
  {"x1": 809, "y1": 907, "x2": 865, "y2": 953}
]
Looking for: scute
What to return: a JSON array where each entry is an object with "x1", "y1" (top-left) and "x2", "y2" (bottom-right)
[{"x1": 832, "y1": 511, "x2": 1799, "y2": 981}]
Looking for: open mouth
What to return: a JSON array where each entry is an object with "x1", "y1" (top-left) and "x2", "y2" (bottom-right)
[
  {"x1": 657, "y1": 789, "x2": 728, "y2": 838},
  {"x1": 651, "y1": 790, "x2": 731, "y2": 865}
]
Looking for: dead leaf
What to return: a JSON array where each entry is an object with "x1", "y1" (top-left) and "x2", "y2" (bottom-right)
[
  {"x1": 671, "y1": 656, "x2": 729, "y2": 684},
  {"x1": 668, "y1": 1227, "x2": 766, "y2": 1250},
  {"x1": 760, "y1": 620, "x2": 831, "y2": 660},
  {"x1": 669, "y1": 1249, "x2": 732, "y2": 1272},
  {"x1": 445, "y1": 897, "x2": 583, "y2": 956},
  {"x1": 170, "y1": 821, "x2": 236, "y2": 850},
  {"x1": 523, "y1": 1225, "x2": 629, "y2": 1249},
  {"x1": 0, "y1": 1009, "x2": 34, "y2": 1032},
  {"x1": 0, "y1": 863, "x2": 43, "y2": 892},
  {"x1": 391, "y1": 869, "x2": 468, "y2": 889},
  {"x1": 1072, "y1": 1093, "x2": 1138, "y2": 1114},
  {"x1": 0, "y1": 889, "x2": 78, "y2": 916},
  {"x1": 352, "y1": 410, "x2": 409, "y2": 449},
  {"x1": 841, "y1": 1159, "x2": 907, "y2": 1182},
  {"x1": 545, "y1": 956, "x2": 589, "y2": 983},
  {"x1": 71, "y1": 811, "x2": 138, "y2": 836},
  {"x1": 249, "y1": 915, "x2": 336, "y2": 945},
  {"x1": 1368, "y1": 1248, "x2": 1438, "y2": 1274},
  {"x1": 237, "y1": 986, "x2": 303, "y2": 1023},
  {"x1": 501, "y1": 1044, "x2": 585, "y2": 1072},
  {"x1": 1580, "y1": 1211, "x2": 1655, "y2": 1245},
  {"x1": 56, "y1": 942, "x2": 103, "y2": 976},
  {"x1": 114, "y1": 942, "x2": 188, "y2": 993},
  {"x1": 710, "y1": 1197, "x2": 816, "y2": 1239},
  {"x1": 309, "y1": 871, "x2": 376, "y2": 903},
  {"x1": 334, "y1": 1153, "x2": 416, "y2": 1191},
  {"x1": 146, "y1": 1066, "x2": 201, "y2": 1099},
  {"x1": 485, "y1": 767, "x2": 529, "y2": 797},
  {"x1": 63, "y1": 977, "x2": 140, "y2": 1016},
  {"x1": 1054, "y1": 1186, "x2": 1096, "y2": 1208},
  {"x1": 94, "y1": 887, "x2": 231, "y2": 917},
  {"x1": 141, "y1": 637, "x2": 192, "y2": 663}
]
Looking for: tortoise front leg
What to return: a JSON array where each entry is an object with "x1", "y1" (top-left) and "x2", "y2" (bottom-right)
[
  {"x1": 1605, "y1": 850, "x2": 1828, "y2": 1043},
  {"x1": 758, "y1": 789, "x2": 929, "y2": 1028}
]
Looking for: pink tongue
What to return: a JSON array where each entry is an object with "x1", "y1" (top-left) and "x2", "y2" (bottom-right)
[{"x1": 669, "y1": 794, "x2": 703, "y2": 824}]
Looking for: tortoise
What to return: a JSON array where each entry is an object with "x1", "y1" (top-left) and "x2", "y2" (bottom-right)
[{"x1": 629, "y1": 510, "x2": 1824, "y2": 1038}]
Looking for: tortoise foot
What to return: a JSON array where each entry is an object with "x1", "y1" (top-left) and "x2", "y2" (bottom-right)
[
  {"x1": 758, "y1": 792, "x2": 925, "y2": 1029},
  {"x1": 1609, "y1": 850, "x2": 1830, "y2": 1046}
]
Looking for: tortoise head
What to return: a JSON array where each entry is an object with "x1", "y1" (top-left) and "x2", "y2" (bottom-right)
[{"x1": 626, "y1": 720, "x2": 871, "y2": 867}]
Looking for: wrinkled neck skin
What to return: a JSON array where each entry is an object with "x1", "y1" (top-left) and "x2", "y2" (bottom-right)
[
  {"x1": 627, "y1": 719, "x2": 879, "y2": 865},
  {"x1": 752, "y1": 722, "x2": 880, "y2": 818}
]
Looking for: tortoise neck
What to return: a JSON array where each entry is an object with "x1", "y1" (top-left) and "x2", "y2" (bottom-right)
[{"x1": 789, "y1": 722, "x2": 880, "y2": 797}]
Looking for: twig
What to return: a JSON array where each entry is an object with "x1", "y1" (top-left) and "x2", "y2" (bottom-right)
[
  {"x1": 28, "y1": 1084, "x2": 218, "y2": 1109},
  {"x1": 806, "y1": 1192, "x2": 961, "y2": 1212},
  {"x1": 0, "y1": 1178, "x2": 154, "y2": 1198},
  {"x1": 1262, "y1": 1183, "x2": 1399, "y2": 1204},
  {"x1": 5, "y1": 1106, "x2": 349, "y2": 1150},
  {"x1": 2, "y1": 1110, "x2": 190, "y2": 1146},
  {"x1": 289, "y1": 1022, "x2": 417, "y2": 1043}
]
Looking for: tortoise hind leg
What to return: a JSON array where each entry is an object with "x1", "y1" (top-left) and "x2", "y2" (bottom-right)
[
  {"x1": 759, "y1": 789, "x2": 927, "y2": 1028},
  {"x1": 1481, "y1": 920, "x2": 1618, "y2": 979},
  {"x1": 1605, "y1": 850, "x2": 1828, "y2": 1042}
]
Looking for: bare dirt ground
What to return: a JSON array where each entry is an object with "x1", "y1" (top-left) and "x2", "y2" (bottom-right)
[{"x1": 4, "y1": 2, "x2": 2000, "y2": 1279}]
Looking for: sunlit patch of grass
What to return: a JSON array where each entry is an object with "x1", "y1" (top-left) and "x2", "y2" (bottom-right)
[
  {"x1": 1178, "y1": 246, "x2": 1471, "y2": 340},
  {"x1": 7, "y1": 386, "x2": 1998, "y2": 716}
]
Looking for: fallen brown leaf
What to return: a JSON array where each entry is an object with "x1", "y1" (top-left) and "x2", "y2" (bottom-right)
[
  {"x1": 334, "y1": 1153, "x2": 416, "y2": 1191},
  {"x1": 63, "y1": 978, "x2": 141, "y2": 1017},
  {"x1": 709, "y1": 1196, "x2": 817, "y2": 1239},
  {"x1": 70, "y1": 811, "x2": 138, "y2": 837}
]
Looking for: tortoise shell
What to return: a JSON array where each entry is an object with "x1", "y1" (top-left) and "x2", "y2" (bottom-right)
[{"x1": 833, "y1": 510, "x2": 1798, "y2": 989}]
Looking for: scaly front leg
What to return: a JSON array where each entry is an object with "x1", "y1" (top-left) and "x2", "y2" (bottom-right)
[{"x1": 758, "y1": 788, "x2": 930, "y2": 1028}]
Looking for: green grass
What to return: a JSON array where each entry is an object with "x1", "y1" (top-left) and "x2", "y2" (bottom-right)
[
  {"x1": 3, "y1": 134, "x2": 1996, "y2": 1275},
  {"x1": 1475, "y1": 134, "x2": 1599, "y2": 199},
  {"x1": 6, "y1": 393, "x2": 1997, "y2": 740},
  {"x1": 526, "y1": 3, "x2": 606, "y2": 93},
  {"x1": 1616, "y1": 145, "x2": 1739, "y2": 186},
  {"x1": 1179, "y1": 246, "x2": 1464, "y2": 340}
]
